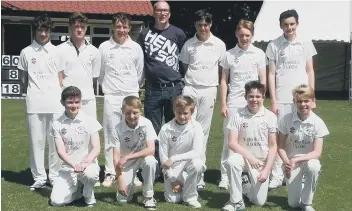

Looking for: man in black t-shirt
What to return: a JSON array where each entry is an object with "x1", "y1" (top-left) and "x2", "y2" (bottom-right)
[{"x1": 137, "y1": 1, "x2": 186, "y2": 180}]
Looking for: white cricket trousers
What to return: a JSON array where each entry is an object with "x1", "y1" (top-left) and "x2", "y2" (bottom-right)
[
  {"x1": 27, "y1": 113, "x2": 61, "y2": 184},
  {"x1": 271, "y1": 103, "x2": 295, "y2": 181},
  {"x1": 226, "y1": 153, "x2": 269, "y2": 206},
  {"x1": 163, "y1": 158, "x2": 205, "y2": 203},
  {"x1": 286, "y1": 159, "x2": 321, "y2": 208},
  {"x1": 50, "y1": 163, "x2": 100, "y2": 206},
  {"x1": 81, "y1": 99, "x2": 97, "y2": 119},
  {"x1": 116, "y1": 156, "x2": 157, "y2": 202},
  {"x1": 103, "y1": 93, "x2": 138, "y2": 176},
  {"x1": 182, "y1": 85, "x2": 217, "y2": 163},
  {"x1": 220, "y1": 107, "x2": 240, "y2": 182}
]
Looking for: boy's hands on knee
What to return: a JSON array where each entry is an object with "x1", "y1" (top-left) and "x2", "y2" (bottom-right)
[
  {"x1": 163, "y1": 158, "x2": 173, "y2": 170},
  {"x1": 74, "y1": 162, "x2": 90, "y2": 173},
  {"x1": 171, "y1": 181, "x2": 183, "y2": 193},
  {"x1": 248, "y1": 157, "x2": 264, "y2": 169},
  {"x1": 117, "y1": 156, "x2": 128, "y2": 169},
  {"x1": 285, "y1": 157, "x2": 300, "y2": 179},
  {"x1": 257, "y1": 168, "x2": 270, "y2": 183}
]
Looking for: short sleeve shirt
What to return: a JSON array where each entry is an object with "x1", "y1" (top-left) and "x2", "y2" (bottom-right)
[
  {"x1": 278, "y1": 111, "x2": 329, "y2": 158},
  {"x1": 18, "y1": 41, "x2": 62, "y2": 113},
  {"x1": 109, "y1": 116, "x2": 157, "y2": 156},
  {"x1": 51, "y1": 111, "x2": 102, "y2": 167},
  {"x1": 220, "y1": 44, "x2": 266, "y2": 108},
  {"x1": 180, "y1": 33, "x2": 226, "y2": 87},
  {"x1": 227, "y1": 106, "x2": 277, "y2": 160},
  {"x1": 57, "y1": 39, "x2": 101, "y2": 100},
  {"x1": 266, "y1": 35, "x2": 317, "y2": 103}
]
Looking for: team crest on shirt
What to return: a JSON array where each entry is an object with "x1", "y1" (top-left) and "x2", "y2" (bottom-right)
[
  {"x1": 242, "y1": 122, "x2": 249, "y2": 129},
  {"x1": 109, "y1": 53, "x2": 114, "y2": 59},
  {"x1": 290, "y1": 127, "x2": 296, "y2": 133},
  {"x1": 279, "y1": 50, "x2": 285, "y2": 57},
  {"x1": 139, "y1": 130, "x2": 146, "y2": 141},
  {"x1": 234, "y1": 57, "x2": 239, "y2": 64},
  {"x1": 171, "y1": 136, "x2": 177, "y2": 142},
  {"x1": 75, "y1": 126, "x2": 87, "y2": 134},
  {"x1": 296, "y1": 48, "x2": 303, "y2": 56},
  {"x1": 31, "y1": 58, "x2": 36, "y2": 64},
  {"x1": 61, "y1": 128, "x2": 67, "y2": 135},
  {"x1": 260, "y1": 122, "x2": 268, "y2": 130},
  {"x1": 124, "y1": 137, "x2": 131, "y2": 142}
]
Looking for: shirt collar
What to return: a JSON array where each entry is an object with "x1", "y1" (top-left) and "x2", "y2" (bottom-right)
[
  {"x1": 292, "y1": 111, "x2": 315, "y2": 123},
  {"x1": 31, "y1": 40, "x2": 54, "y2": 52},
  {"x1": 240, "y1": 105, "x2": 266, "y2": 117},
  {"x1": 169, "y1": 118, "x2": 196, "y2": 132},
  {"x1": 193, "y1": 32, "x2": 216, "y2": 44},
  {"x1": 61, "y1": 111, "x2": 85, "y2": 123},
  {"x1": 279, "y1": 34, "x2": 303, "y2": 45},
  {"x1": 121, "y1": 117, "x2": 146, "y2": 132},
  {"x1": 109, "y1": 36, "x2": 132, "y2": 49},
  {"x1": 67, "y1": 38, "x2": 90, "y2": 48},
  {"x1": 233, "y1": 44, "x2": 255, "y2": 54}
]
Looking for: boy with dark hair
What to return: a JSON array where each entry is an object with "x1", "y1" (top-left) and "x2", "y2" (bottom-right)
[
  {"x1": 18, "y1": 14, "x2": 62, "y2": 190},
  {"x1": 98, "y1": 12, "x2": 144, "y2": 187},
  {"x1": 180, "y1": 9, "x2": 226, "y2": 189},
  {"x1": 58, "y1": 12, "x2": 101, "y2": 120},
  {"x1": 222, "y1": 81, "x2": 277, "y2": 211},
  {"x1": 50, "y1": 86, "x2": 102, "y2": 207},
  {"x1": 266, "y1": 9, "x2": 317, "y2": 189}
]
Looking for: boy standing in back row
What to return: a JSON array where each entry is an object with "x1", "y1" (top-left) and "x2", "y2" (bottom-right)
[{"x1": 266, "y1": 9, "x2": 317, "y2": 188}]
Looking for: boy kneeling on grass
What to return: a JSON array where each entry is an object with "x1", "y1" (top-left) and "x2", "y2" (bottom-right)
[
  {"x1": 158, "y1": 95, "x2": 205, "y2": 208},
  {"x1": 109, "y1": 96, "x2": 158, "y2": 210},
  {"x1": 50, "y1": 86, "x2": 101, "y2": 207},
  {"x1": 278, "y1": 84, "x2": 329, "y2": 211},
  {"x1": 222, "y1": 81, "x2": 278, "y2": 211}
]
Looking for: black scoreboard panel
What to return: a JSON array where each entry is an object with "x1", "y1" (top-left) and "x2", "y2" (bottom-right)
[{"x1": 1, "y1": 55, "x2": 25, "y2": 97}]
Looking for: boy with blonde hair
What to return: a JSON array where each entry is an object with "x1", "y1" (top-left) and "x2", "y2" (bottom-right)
[
  {"x1": 222, "y1": 81, "x2": 277, "y2": 211},
  {"x1": 108, "y1": 96, "x2": 158, "y2": 210},
  {"x1": 278, "y1": 84, "x2": 329, "y2": 211},
  {"x1": 159, "y1": 95, "x2": 205, "y2": 208}
]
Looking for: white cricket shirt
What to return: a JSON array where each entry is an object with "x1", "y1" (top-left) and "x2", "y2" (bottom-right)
[
  {"x1": 98, "y1": 37, "x2": 144, "y2": 94},
  {"x1": 180, "y1": 33, "x2": 226, "y2": 87},
  {"x1": 18, "y1": 40, "x2": 62, "y2": 113},
  {"x1": 227, "y1": 106, "x2": 277, "y2": 160},
  {"x1": 158, "y1": 118, "x2": 204, "y2": 164},
  {"x1": 57, "y1": 39, "x2": 101, "y2": 100},
  {"x1": 266, "y1": 35, "x2": 317, "y2": 103},
  {"x1": 278, "y1": 111, "x2": 329, "y2": 159},
  {"x1": 220, "y1": 44, "x2": 266, "y2": 108},
  {"x1": 109, "y1": 116, "x2": 157, "y2": 156},
  {"x1": 51, "y1": 111, "x2": 102, "y2": 168}
]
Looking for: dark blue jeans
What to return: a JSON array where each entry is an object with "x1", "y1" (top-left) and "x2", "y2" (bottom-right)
[{"x1": 144, "y1": 80, "x2": 184, "y2": 179}]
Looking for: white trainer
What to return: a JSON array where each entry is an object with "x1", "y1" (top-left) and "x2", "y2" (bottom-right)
[
  {"x1": 300, "y1": 204, "x2": 315, "y2": 211},
  {"x1": 218, "y1": 179, "x2": 229, "y2": 190},
  {"x1": 29, "y1": 181, "x2": 46, "y2": 191},
  {"x1": 102, "y1": 174, "x2": 115, "y2": 187},
  {"x1": 184, "y1": 199, "x2": 201, "y2": 208},
  {"x1": 144, "y1": 197, "x2": 157, "y2": 210},
  {"x1": 221, "y1": 200, "x2": 246, "y2": 211},
  {"x1": 134, "y1": 176, "x2": 143, "y2": 187},
  {"x1": 268, "y1": 177, "x2": 283, "y2": 190}
]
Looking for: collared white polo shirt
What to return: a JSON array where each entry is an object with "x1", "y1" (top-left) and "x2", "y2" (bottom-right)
[
  {"x1": 220, "y1": 44, "x2": 266, "y2": 108},
  {"x1": 57, "y1": 39, "x2": 101, "y2": 100},
  {"x1": 180, "y1": 33, "x2": 226, "y2": 87},
  {"x1": 98, "y1": 37, "x2": 144, "y2": 94},
  {"x1": 227, "y1": 106, "x2": 277, "y2": 160},
  {"x1": 158, "y1": 119, "x2": 204, "y2": 164},
  {"x1": 51, "y1": 111, "x2": 102, "y2": 167},
  {"x1": 266, "y1": 35, "x2": 317, "y2": 103},
  {"x1": 278, "y1": 111, "x2": 329, "y2": 159},
  {"x1": 18, "y1": 40, "x2": 62, "y2": 113},
  {"x1": 109, "y1": 116, "x2": 157, "y2": 156}
]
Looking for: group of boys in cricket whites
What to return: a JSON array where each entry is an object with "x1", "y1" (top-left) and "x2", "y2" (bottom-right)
[{"x1": 18, "y1": 1, "x2": 329, "y2": 211}]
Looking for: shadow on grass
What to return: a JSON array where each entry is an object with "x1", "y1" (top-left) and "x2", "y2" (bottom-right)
[
  {"x1": 265, "y1": 195, "x2": 300, "y2": 211},
  {"x1": 1, "y1": 168, "x2": 33, "y2": 186},
  {"x1": 204, "y1": 169, "x2": 221, "y2": 185},
  {"x1": 198, "y1": 190, "x2": 228, "y2": 208}
]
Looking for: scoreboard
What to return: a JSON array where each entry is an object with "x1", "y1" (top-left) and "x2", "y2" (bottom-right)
[{"x1": 1, "y1": 55, "x2": 25, "y2": 97}]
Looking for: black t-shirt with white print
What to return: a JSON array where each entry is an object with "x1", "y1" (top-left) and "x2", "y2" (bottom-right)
[{"x1": 137, "y1": 24, "x2": 187, "y2": 84}]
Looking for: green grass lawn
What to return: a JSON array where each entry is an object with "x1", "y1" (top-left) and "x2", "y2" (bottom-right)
[{"x1": 2, "y1": 99, "x2": 352, "y2": 211}]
